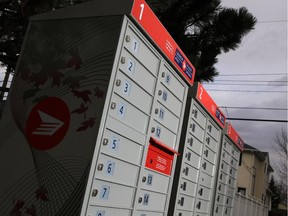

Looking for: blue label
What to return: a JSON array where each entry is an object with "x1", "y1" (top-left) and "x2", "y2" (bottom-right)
[{"x1": 174, "y1": 49, "x2": 193, "y2": 79}]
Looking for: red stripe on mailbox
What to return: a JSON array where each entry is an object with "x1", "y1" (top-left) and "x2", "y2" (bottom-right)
[
  {"x1": 227, "y1": 123, "x2": 244, "y2": 151},
  {"x1": 196, "y1": 83, "x2": 226, "y2": 128},
  {"x1": 131, "y1": 0, "x2": 195, "y2": 86}
]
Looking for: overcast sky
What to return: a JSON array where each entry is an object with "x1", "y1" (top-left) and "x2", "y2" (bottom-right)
[{"x1": 203, "y1": 0, "x2": 287, "y2": 179}]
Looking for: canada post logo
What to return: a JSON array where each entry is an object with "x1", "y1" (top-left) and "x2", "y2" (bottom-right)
[{"x1": 26, "y1": 97, "x2": 70, "y2": 150}]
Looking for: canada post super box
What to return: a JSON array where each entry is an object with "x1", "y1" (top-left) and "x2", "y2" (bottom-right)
[
  {"x1": 169, "y1": 82, "x2": 226, "y2": 216},
  {"x1": 0, "y1": 0, "x2": 196, "y2": 215}
]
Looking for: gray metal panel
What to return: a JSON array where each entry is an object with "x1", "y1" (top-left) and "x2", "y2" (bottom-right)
[
  {"x1": 31, "y1": 0, "x2": 133, "y2": 21},
  {"x1": 89, "y1": 180, "x2": 135, "y2": 208},
  {"x1": 87, "y1": 206, "x2": 132, "y2": 216},
  {"x1": 140, "y1": 169, "x2": 170, "y2": 193},
  {"x1": 136, "y1": 189, "x2": 167, "y2": 211},
  {"x1": 119, "y1": 48, "x2": 157, "y2": 95},
  {"x1": 179, "y1": 179, "x2": 197, "y2": 197},
  {"x1": 124, "y1": 25, "x2": 160, "y2": 76},
  {"x1": 177, "y1": 194, "x2": 196, "y2": 211}
]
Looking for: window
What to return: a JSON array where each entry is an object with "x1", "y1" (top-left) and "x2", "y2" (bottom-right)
[
  {"x1": 239, "y1": 153, "x2": 242, "y2": 166},
  {"x1": 238, "y1": 187, "x2": 246, "y2": 196},
  {"x1": 264, "y1": 163, "x2": 267, "y2": 173}
]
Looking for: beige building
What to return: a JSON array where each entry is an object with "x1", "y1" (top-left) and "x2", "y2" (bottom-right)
[{"x1": 236, "y1": 144, "x2": 274, "y2": 206}]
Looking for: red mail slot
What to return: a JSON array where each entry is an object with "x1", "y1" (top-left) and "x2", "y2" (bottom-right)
[{"x1": 145, "y1": 137, "x2": 179, "y2": 176}]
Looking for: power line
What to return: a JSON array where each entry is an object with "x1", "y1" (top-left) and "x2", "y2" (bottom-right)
[
  {"x1": 205, "y1": 83, "x2": 287, "y2": 86},
  {"x1": 219, "y1": 106, "x2": 288, "y2": 111},
  {"x1": 206, "y1": 89, "x2": 287, "y2": 93},
  {"x1": 258, "y1": 20, "x2": 288, "y2": 23},
  {"x1": 218, "y1": 73, "x2": 287, "y2": 76},
  {"x1": 213, "y1": 80, "x2": 287, "y2": 83},
  {"x1": 227, "y1": 117, "x2": 288, "y2": 123}
]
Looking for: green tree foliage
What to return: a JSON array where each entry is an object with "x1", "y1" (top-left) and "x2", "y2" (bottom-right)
[
  {"x1": 269, "y1": 175, "x2": 282, "y2": 208},
  {"x1": 272, "y1": 128, "x2": 288, "y2": 204},
  {"x1": 0, "y1": 0, "x2": 256, "y2": 82}
]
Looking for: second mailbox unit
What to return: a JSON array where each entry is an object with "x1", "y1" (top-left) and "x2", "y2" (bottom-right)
[{"x1": 169, "y1": 82, "x2": 226, "y2": 216}]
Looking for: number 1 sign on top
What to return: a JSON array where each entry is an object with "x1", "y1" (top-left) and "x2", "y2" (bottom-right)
[{"x1": 131, "y1": 0, "x2": 195, "y2": 86}]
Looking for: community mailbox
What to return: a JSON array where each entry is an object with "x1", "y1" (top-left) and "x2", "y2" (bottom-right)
[
  {"x1": 0, "y1": 0, "x2": 195, "y2": 215},
  {"x1": 169, "y1": 82, "x2": 226, "y2": 216},
  {"x1": 212, "y1": 122, "x2": 244, "y2": 216}
]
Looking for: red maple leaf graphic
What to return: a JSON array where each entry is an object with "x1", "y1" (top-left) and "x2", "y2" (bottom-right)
[
  {"x1": 62, "y1": 75, "x2": 87, "y2": 90},
  {"x1": 30, "y1": 72, "x2": 48, "y2": 87},
  {"x1": 11, "y1": 199, "x2": 25, "y2": 216},
  {"x1": 94, "y1": 87, "x2": 105, "y2": 98},
  {"x1": 25, "y1": 204, "x2": 37, "y2": 216},
  {"x1": 72, "y1": 90, "x2": 91, "y2": 103},
  {"x1": 71, "y1": 103, "x2": 88, "y2": 118},
  {"x1": 66, "y1": 49, "x2": 82, "y2": 70},
  {"x1": 76, "y1": 118, "x2": 96, "y2": 132},
  {"x1": 49, "y1": 70, "x2": 64, "y2": 86},
  {"x1": 35, "y1": 186, "x2": 49, "y2": 201}
]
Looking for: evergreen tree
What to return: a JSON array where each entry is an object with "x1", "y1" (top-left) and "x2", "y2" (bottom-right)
[
  {"x1": 269, "y1": 175, "x2": 281, "y2": 208},
  {"x1": 0, "y1": 0, "x2": 256, "y2": 83},
  {"x1": 147, "y1": 0, "x2": 257, "y2": 82}
]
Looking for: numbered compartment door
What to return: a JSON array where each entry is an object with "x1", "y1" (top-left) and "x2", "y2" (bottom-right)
[
  {"x1": 183, "y1": 148, "x2": 201, "y2": 169},
  {"x1": 206, "y1": 120, "x2": 220, "y2": 141},
  {"x1": 203, "y1": 145, "x2": 216, "y2": 165},
  {"x1": 109, "y1": 94, "x2": 149, "y2": 134},
  {"x1": 101, "y1": 129, "x2": 143, "y2": 165},
  {"x1": 191, "y1": 103, "x2": 207, "y2": 130},
  {"x1": 198, "y1": 171, "x2": 213, "y2": 189},
  {"x1": 179, "y1": 179, "x2": 197, "y2": 197},
  {"x1": 155, "y1": 83, "x2": 183, "y2": 117},
  {"x1": 201, "y1": 159, "x2": 215, "y2": 176},
  {"x1": 153, "y1": 101, "x2": 180, "y2": 134},
  {"x1": 221, "y1": 150, "x2": 230, "y2": 164},
  {"x1": 114, "y1": 71, "x2": 153, "y2": 114},
  {"x1": 231, "y1": 146, "x2": 240, "y2": 161},
  {"x1": 136, "y1": 190, "x2": 167, "y2": 211},
  {"x1": 150, "y1": 120, "x2": 177, "y2": 149},
  {"x1": 220, "y1": 161, "x2": 229, "y2": 174},
  {"x1": 218, "y1": 171, "x2": 228, "y2": 184},
  {"x1": 214, "y1": 205, "x2": 224, "y2": 216},
  {"x1": 95, "y1": 154, "x2": 139, "y2": 186},
  {"x1": 140, "y1": 169, "x2": 170, "y2": 194},
  {"x1": 87, "y1": 206, "x2": 131, "y2": 216},
  {"x1": 176, "y1": 210, "x2": 194, "y2": 216},
  {"x1": 160, "y1": 63, "x2": 186, "y2": 101},
  {"x1": 190, "y1": 119, "x2": 205, "y2": 142},
  {"x1": 186, "y1": 134, "x2": 203, "y2": 156},
  {"x1": 182, "y1": 163, "x2": 199, "y2": 183},
  {"x1": 194, "y1": 199, "x2": 210, "y2": 214},
  {"x1": 124, "y1": 25, "x2": 160, "y2": 76},
  {"x1": 118, "y1": 49, "x2": 157, "y2": 95},
  {"x1": 217, "y1": 182, "x2": 226, "y2": 195},
  {"x1": 89, "y1": 180, "x2": 135, "y2": 208},
  {"x1": 177, "y1": 194, "x2": 195, "y2": 211},
  {"x1": 215, "y1": 193, "x2": 225, "y2": 205},
  {"x1": 196, "y1": 186, "x2": 211, "y2": 201},
  {"x1": 135, "y1": 211, "x2": 164, "y2": 216},
  {"x1": 204, "y1": 134, "x2": 218, "y2": 153}
]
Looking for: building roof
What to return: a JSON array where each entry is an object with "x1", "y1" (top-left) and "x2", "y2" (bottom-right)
[{"x1": 244, "y1": 143, "x2": 274, "y2": 172}]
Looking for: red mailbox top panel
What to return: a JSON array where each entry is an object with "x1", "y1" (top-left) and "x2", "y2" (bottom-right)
[
  {"x1": 131, "y1": 0, "x2": 195, "y2": 86},
  {"x1": 226, "y1": 123, "x2": 244, "y2": 151},
  {"x1": 195, "y1": 82, "x2": 226, "y2": 128}
]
